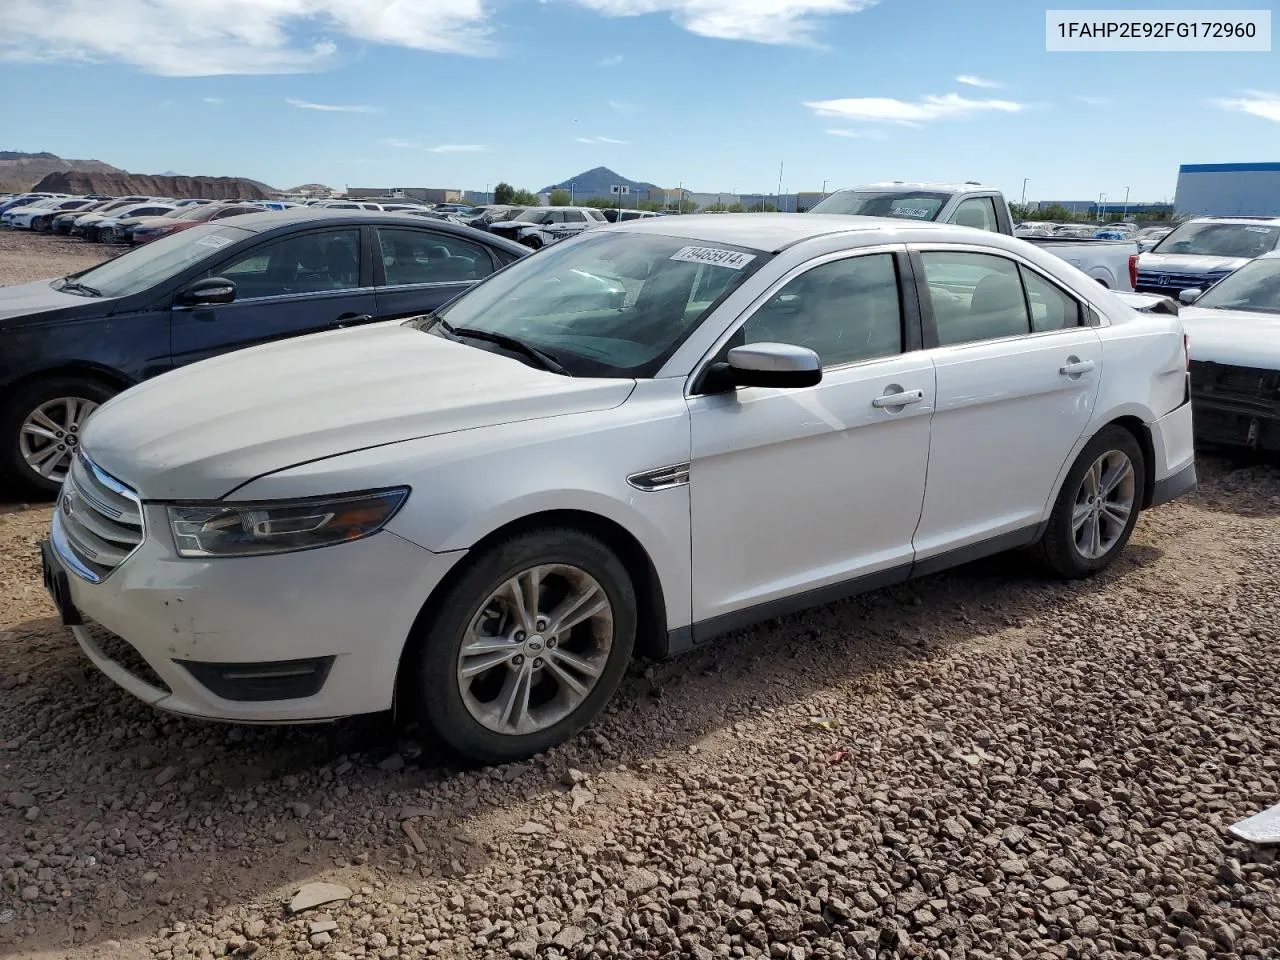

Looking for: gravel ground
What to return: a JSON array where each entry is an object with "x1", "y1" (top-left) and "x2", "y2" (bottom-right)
[
  {"x1": 0, "y1": 229, "x2": 117, "y2": 288},
  {"x1": 1, "y1": 232, "x2": 1278, "y2": 959}
]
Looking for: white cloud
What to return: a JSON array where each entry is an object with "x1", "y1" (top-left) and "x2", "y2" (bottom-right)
[
  {"x1": 805, "y1": 92, "x2": 1026, "y2": 124},
  {"x1": 826, "y1": 128, "x2": 887, "y2": 139},
  {"x1": 287, "y1": 97, "x2": 379, "y2": 113},
  {"x1": 956, "y1": 74, "x2": 1001, "y2": 89},
  {"x1": 427, "y1": 144, "x2": 491, "y2": 153},
  {"x1": 597, "y1": 53, "x2": 624, "y2": 66},
  {"x1": 202, "y1": 96, "x2": 225, "y2": 104},
  {"x1": 1214, "y1": 90, "x2": 1280, "y2": 122},
  {"x1": 1075, "y1": 95, "x2": 1110, "y2": 106},
  {"x1": 0, "y1": 0, "x2": 492, "y2": 76},
  {"x1": 577, "y1": 136, "x2": 630, "y2": 144},
  {"x1": 608, "y1": 99, "x2": 637, "y2": 112},
  {"x1": 382, "y1": 137, "x2": 416, "y2": 148},
  {"x1": 571, "y1": 0, "x2": 879, "y2": 45}
]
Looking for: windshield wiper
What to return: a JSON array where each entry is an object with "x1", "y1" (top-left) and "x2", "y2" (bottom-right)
[
  {"x1": 61, "y1": 280, "x2": 102, "y2": 297},
  {"x1": 438, "y1": 319, "x2": 566, "y2": 374}
]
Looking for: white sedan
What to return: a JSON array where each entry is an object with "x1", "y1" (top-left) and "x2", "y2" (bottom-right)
[{"x1": 42, "y1": 215, "x2": 1197, "y2": 763}]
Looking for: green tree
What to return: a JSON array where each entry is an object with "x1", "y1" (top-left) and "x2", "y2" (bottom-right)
[
  {"x1": 510, "y1": 188, "x2": 539, "y2": 205},
  {"x1": 678, "y1": 199, "x2": 697, "y2": 214},
  {"x1": 583, "y1": 197, "x2": 616, "y2": 209},
  {"x1": 702, "y1": 203, "x2": 728, "y2": 213},
  {"x1": 549, "y1": 188, "x2": 572, "y2": 206},
  {"x1": 727, "y1": 202, "x2": 746, "y2": 213},
  {"x1": 748, "y1": 202, "x2": 778, "y2": 213},
  {"x1": 493, "y1": 182, "x2": 515, "y2": 204}
]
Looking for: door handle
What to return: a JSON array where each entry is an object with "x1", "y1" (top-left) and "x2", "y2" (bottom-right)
[
  {"x1": 1059, "y1": 359, "x2": 1096, "y2": 377},
  {"x1": 331, "y1": 313, "x2": 372, "y2": 329},
  {"x1": 871, "y1": 388, "x2": 925, "y2": 409}
]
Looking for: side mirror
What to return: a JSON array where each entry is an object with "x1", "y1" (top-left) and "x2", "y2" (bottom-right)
[
  {"x1": 1179, "y1": 287, "x2": 1202, "y2": 305},
  {"x1": 703, "y1": 342, "x2": 822, "y2": 392},
  {"x1": 178, "y1": 276, "x2": 236, "y2": 306}
]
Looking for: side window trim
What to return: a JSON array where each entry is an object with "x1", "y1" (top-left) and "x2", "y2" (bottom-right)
[
  {"x1": 1014, "y1": 262, "x2": 1086, "y2": 330},
  {"x1": 201, "y1": 227, "x2": 365, "y2": 303},
  {"x1": 373, "y1": 226, "x2": 495, "y2": 288},
  {"x1": 688, "y1": 244, "x2": 918, "y2": 396},
  {"x1": 910, "y1": 245, "x2": 1090, "y2": 349}
]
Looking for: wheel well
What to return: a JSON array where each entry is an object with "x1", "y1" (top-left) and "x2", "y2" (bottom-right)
[
  {"x1": 393, "y1": 509, "x2": 669, "y2": 715},
  {"x1": 2, "y1": 366, "x2": 133, "y2": 402},
  {"x1": 1107, "y1": 415, "x2": 1156, "y2": 508}
]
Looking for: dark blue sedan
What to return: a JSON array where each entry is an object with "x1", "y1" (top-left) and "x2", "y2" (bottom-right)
[{"x1": 0, "y1": 209, "x2": 528, "y2": 493}]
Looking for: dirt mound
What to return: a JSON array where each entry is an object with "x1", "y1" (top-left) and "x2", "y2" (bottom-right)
[
  {"x1": 0, "y1": 153, "x2": 122, "y2": 193},
  {"x1": 31, "y1": 170, "x2": 275, "y2": 201}
]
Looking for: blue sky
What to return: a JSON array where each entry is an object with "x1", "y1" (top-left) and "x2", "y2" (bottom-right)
[{"x1": 2, "y1": 0, "x2": 1279, "y2": 201}]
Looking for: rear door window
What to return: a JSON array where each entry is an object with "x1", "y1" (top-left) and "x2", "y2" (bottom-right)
[{"x1": 377, "y1": 228, "x2": 495, "y2": 285}]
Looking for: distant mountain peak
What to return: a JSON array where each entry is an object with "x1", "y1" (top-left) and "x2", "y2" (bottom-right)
[{"x1": 540, "y1": 166, "x2": 659, "y2": 197}]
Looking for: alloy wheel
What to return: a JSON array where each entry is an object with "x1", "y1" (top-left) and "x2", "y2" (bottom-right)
[
  {"x1": 1072, "y1": 449, "x2": 1135, "y2": 560},
  {"x1": 457, "y1": 563, "x2": 614, "y2": 736},
  {"x1": 19, "y1": 396, "x2": 99, "y2": 482}
]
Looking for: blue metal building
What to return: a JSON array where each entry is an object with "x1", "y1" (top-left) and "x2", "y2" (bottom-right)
[{"x1": 1175, "y1": 162, "x2": 1280, "y2": 216}]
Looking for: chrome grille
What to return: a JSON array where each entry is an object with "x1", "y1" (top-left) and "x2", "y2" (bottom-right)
[
  {"x1": 1136, "y1": 270, "x2": 1230, "y2": 292},
  {"x1": 52, "y1": 452, "x2": 144, "y2": 582}
]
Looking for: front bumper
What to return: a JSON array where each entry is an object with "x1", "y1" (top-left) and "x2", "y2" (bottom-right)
[
  {"x1": 1189, "y1": 361, "x2": 1280, "y2": 452},
  {"x1": 44, "y1": 511, "x2": 465, "y2": 722}
]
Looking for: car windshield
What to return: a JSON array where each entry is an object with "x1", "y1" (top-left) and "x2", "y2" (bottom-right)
[
  {"x1": 808, "y1": 190, "x2": 952, "y2": 220},
  {"x1": 1153, "y1": 221, "x2": 1280, "y2": 258},
  {"x1": 60, "y1": 223, "x2": 254, "y2": 298},
  {"x1": 426, "y1": 231, "x2": 767, "y2": 377},
  {"x1": 513, "y1": 209, "x2": 553, "y2": 223},
  {"x1": 1196, "y1": 259, "x2": 1280, "y2": 314}
]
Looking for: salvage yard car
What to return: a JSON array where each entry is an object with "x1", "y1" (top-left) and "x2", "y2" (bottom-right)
[
  {"x1": 0, "y1": 209, "x2": 526, "y2": 493},
  {"x1": 39, "y1": 214, "x2": 1197, "y2": 763},
  {"x1": 487, "y1": 205, "x2": 609, "y2": 249},
  {"x1": 809, "y1": 182, "x2": 1140, "y2": 290},
  {"x1": 1135, "y1": 217, "x2": 1280, "y2": 296},
  {"x1": 1125, "y1": 252, "x2": 1280, "y2": 452}
]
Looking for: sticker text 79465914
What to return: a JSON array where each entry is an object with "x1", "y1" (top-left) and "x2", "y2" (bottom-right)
[{"x1": 670, "y1": 246, "x2": 757, "y2": 270}]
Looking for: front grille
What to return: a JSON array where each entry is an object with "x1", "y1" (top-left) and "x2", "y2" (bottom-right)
[
  {"x1": 1190, "y1": 360, "x2": 1280, "y2": 401},
  {"x1": 1136, "y1": 270, "x2": 1230, "y2": 293},
  {"x1": 54, "y1": 452, "x2": 144, "y2": 582}
]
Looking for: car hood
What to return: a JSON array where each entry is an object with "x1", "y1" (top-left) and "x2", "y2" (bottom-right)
[
  {"x1": 0, "y1": 279, "x2": 95, "y2": 322},
  {"x1": 82, "y1": 321, "x2": 637, "y2": 500},
  {"x1": 1181, "y1": 306, "x2": 1280, "y2": 370},
  {"x1": 1138, "y1": 252, "x2": 1251, "y2": 275}
]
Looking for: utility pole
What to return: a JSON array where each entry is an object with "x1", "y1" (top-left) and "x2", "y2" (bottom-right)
[
  {"x1": 776, "y1": 162, "x2": 784, "y2": 212},
  {"x1": 1098, "y1": 192, "x2": 1106, "y2": 222},
  {"x1": 821, "y1": 179, "x2": 828, "y2": 199},
  {"x1": 1021, "y1": 178, "x2": 1029, "y2": 205},
  {"x1": 1122, "y1": 186, "x2": 1130, "y2": 220}
]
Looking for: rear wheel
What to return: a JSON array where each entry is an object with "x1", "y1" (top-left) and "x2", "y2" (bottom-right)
[
  {"x1": 0, "y1": 377, "x2": 115, "y2": 496},
  {"x1": 411, "y1": 527, "x2": 636, "y2": 763},
  {"x1": 522, "y1": 235, "x2": 543, "y2": 250},
  {"x1": 32, "y1": 217, "x2": 50, "y2": 233},
  {"x1": 1035, "y1": 425, "x2": 1145, "y2": 578}
]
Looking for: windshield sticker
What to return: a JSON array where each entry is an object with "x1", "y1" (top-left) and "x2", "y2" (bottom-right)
[
  {"x1": 895, "y1": 207, "x2": 933, "y2": 219},
  {"x1": 670, "y1": 246, "x2": 756, "y2": 270},
  {"x1": 1245, "y1": 226, "x2": 1275, "y2": 234},
  {"x1": 195, "y1": 234, "x2": 232, "y2": 248}
]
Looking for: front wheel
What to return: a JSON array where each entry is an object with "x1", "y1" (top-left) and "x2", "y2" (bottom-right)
[
  {"x1": 32, "y1": 217, "x2": 50, "y2": 233},
  {"x1": 521, "y1": 235, "x2": 543, "y2": 250},
  {"x1": 411, "y1": 527, "x2": 636, "y2": 763},
  {"x1": 1035, "y1": 425, "x2": 1145, "y2": 578},
  {"x1": 0, "y1": 378, "x2": 115, "y2": 495}
]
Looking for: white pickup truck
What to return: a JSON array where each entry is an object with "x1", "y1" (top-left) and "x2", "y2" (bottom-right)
[{"x1": 809, "y1": 181, "x2": 1138, "y2": 291}]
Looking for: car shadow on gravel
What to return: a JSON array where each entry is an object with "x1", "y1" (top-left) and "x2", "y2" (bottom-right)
[
  {"x1": 0, "y1": 540, "x2": 1165, "y2": 953},
  {"x1": 1192, "y1": 452, "x2": 1280, "y2": 518}
]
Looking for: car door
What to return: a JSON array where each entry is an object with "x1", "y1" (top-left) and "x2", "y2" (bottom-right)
[
  {"x1": 687, "y1": 247, "x2": 935, "y2": 626},
  {"x1": 373, "y1": 226, "x2": 497, "y2": 319},
  {"x1": 170, "y1": 226, "x2": 375, "y2": 368},
  {"x1": 909, "y1": 246, "x2": 1103, "y2": 568}
]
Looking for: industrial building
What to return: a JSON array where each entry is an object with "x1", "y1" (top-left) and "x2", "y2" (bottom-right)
[
  {"x1": 1175, "y1": 163, "x2": 1280, "y2": 216},
  {"x1": 346, "y1": 187, "x2": 462, "y2": 203}
]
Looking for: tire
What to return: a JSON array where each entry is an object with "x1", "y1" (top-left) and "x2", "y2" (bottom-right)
[
  {"x1": 33, "y1": 217, "x2": 49, "y2": 234},
  {"x1": 0, "y1": 377, "x2": 116, "y2": 497},
  {"x1": 1035, "y1": 425, "x2": 1145, "y2": 578},
  {"x1": 411, "y1": 526, "x2": 636, "y2": 764},
  {"x1": 521, "y1": 235, "x2": 543, "y2": 250},
  {"x1": 98, "y1": 227, "x2": 115, "y2": 244}
]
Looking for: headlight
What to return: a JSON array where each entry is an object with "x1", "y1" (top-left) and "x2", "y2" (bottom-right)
[{"x1": 167, "y1": 488, "x2": 409, "y2": 558}]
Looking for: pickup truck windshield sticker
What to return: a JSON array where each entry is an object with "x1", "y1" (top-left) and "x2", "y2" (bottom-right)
[
  {"x1": 670, "y1": 246, "x2": 756, "y2": 270},
  {"x1": 894, "y1": 207, "x2": 934, "y2": 219},
  {"x1": 195, "y1": 234, "x2": 232, "y2": 248},
  {"x1": 1245, "y1": 226, "x2": 1275, "y2": 234}
]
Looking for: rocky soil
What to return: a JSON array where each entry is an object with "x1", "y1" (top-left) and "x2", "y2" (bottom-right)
[
  {"x1": 0, "y1": 233, "x2": 1277, "y2": 959},
  {"x1": 0, "y1": 229, "x2": 116, "y2": 288}
]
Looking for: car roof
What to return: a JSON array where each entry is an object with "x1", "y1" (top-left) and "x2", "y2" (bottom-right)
[
  {"x1": 606, "y1": 212, "x2": 985, "y2": 253},
  {"x1": 1187, "y1": 216, "x2": 1280, "y2": 225},
  {"x1": 836, "y1": 181, "x2": 998, "y2": 193},
  {"x1": 213, "y1": 207, "x2": 529, "y2": 254}
]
